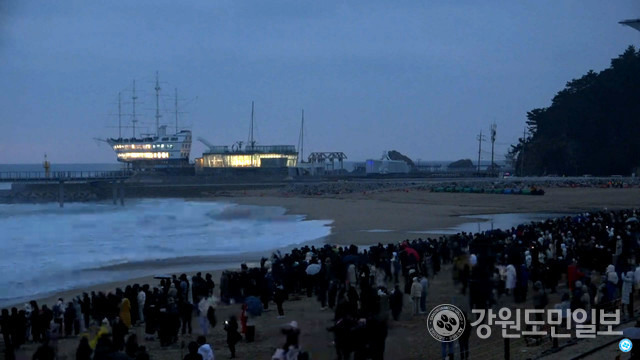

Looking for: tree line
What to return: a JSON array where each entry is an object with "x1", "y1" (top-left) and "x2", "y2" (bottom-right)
[{"x1": 508, "y1": 46, "x2": 640, "y2": 176}]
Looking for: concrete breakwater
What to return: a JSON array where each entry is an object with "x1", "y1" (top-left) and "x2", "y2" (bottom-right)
[{"x1": 0, "y1": 181, "x2": 288, "y2": 204}]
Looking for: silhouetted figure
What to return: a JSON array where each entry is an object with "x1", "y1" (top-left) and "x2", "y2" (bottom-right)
[
  {"x1": 389, "y1": 285, "x2": 404, "y2": 321},
  {"x1": 31, "y1": 338, "x2": 55, "y2": 360},
  {"x1": 76, "y1": 337, "x2": 92, "y2": 360},
  {"x1": 184, "y1": 341, "x2": 203, "y2": 360},
  {"x1": 224, "y1": 316, "x2": 241, "y2": 358}
]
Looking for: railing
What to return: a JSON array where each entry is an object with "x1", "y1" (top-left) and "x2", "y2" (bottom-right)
[{"x1": 0, "y1": 170, "x2": 133, "y2": 181}]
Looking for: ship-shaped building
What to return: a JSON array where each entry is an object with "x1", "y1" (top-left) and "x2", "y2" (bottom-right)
[{"x1": 104, "y1": 73, "x2": 192, "y2": 170}]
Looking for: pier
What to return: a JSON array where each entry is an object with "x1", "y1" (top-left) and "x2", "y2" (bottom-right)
[{"x1": 0, "y1": 170, "x2": 132, "y2": 207}]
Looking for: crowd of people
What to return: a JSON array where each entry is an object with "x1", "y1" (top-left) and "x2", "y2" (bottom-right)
[{"x1": 2, "y1": 207, "x2": 640, "y2": 359}]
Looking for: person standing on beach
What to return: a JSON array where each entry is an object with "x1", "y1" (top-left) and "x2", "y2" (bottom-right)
[
  {"x1": 81, "y1": 293, "x2": 91, "y2": 329},
  {"x1": 410, "y1": 277, "x2": 422, "y2": 315},
  {"x1": 52, "y1": 299, "x2": 64, "y2": 335},
  {"x1": 419, "y1": 275, "x2": 429, "y2": 313},
  {"x1": 119, "y1": 297, "x2": 131, "y2": 329},
  {"x1": 390, "y1": 285, "x2": 404, "y2": 321},
  {"x1": 274, "y1": 284, "x2": 286, "y2": 318},
  {"x1": 31, "y1": 338, "x2": 55, "y2": 360},
  {"x1": 197, "y1": 296, "x2": 209, "y2": 336},
  {"x1": 137, "y1": 287, "x2": 146, "y2": 324},
  {"x1": 39, "y1": 305, "x2": 53, "y2": 342},
  {"x1": 75, "y1": 337, "x2": 92, "y2": 360},
  {"x1": 224, "y1": 316, "x2": 241, "y2": 359},
  {"x1": 183, "y1": 341, "x2": 203, "y2": 360},
  {"x1": 205, "y1": 273, "x2": 215, "y2": 297},
  {"x1": 63, "y1": 302, "x2": 75, "y2": 337},
  {"x1": 29, "y1": 301, "x2": 40, "y2": 343},
  {"x1": 458, "y1": 311, "x2": 471, "y2": 360},
  {"x1": 179, "y1": 298, "x2": 193, "y2": 336}
]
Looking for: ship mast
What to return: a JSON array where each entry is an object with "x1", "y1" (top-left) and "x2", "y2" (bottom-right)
[
  {"x1": 174, "y1": 88, "x2": 179, "y2": 133},
  {"x1": 118, "y1": 92, "x2": 122, "y2": 138},
  {"x1": 248, "y1": 101, "x2": 256, "y2": 150},
  {"x1": 155, "y1": 71, "x2": 161, "y2": 136},
  {"x1": 132, "y1": 80, "x2": 138, "y2": 138}
]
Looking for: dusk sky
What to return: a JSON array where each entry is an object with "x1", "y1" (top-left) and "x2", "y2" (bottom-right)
[{"x1": 1, "y1": 1, "x2": 639, "y2": 164}]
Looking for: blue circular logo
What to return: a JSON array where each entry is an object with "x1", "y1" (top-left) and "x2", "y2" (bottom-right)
[{"x1": 620, "y1": 338, "x2": 633, "y2": 353}]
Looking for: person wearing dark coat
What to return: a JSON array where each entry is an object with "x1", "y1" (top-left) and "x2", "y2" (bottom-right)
[
  {"x1": 328, "y1": 315, "x2": 355, "y2": 360},
  {"x1": 282, "y1": 321, "x2": 300, "y2": 350},
  {"x1": 458, "y1": 312, "x2": 471, "y2": 360},
  {"x1": 31, "y1": 338, "x2": 55, "y2": 360},
  {"x1": 29, "y1": 301, "x2": 41, "y2": 343},
  {"x1": 75, "y1": 337, "x2": 92, "y2": 360},
  {"x1": 224, "y1": 316, "x2": 241, "y2": 359},
  {"x1": 179, "y1": 299, "x2": 193, "y2": 335},
  {"x1": 205, "y1": 273, "x2": 215, "y2": 296},
  {"x1": 64, "y1": 302, "x2": 76, "y2": 337},
  {"x1": 39, "y1": 305, "x2": 53, "y2": 342},
  {"x1": 1, "y1": 308, "x2": 12, "y2": 349},
  {"x1": 144, "y1": 304, "x2": 157, "y2": 340},
  {"x1": 389, "y1": 285, "x2": 404, "y2": 321},
  {"x1": 274, "y1": 285, "x2": 286, "y2": 317},
  {"x1": 125, "y1": 334, "x2": 141, "y2": 359},
  {"x1": 111, "y1": 317, "x2": 128, "y2": 351},
  {"x1": 183, "y1": 341, "x2": 203, "y2": 360},
  {"x1": 81, "y1": 293, "x2": 91, "y2": 329},
  {"x1": 12, "y1": 307, "x2": 26, "y2": 349},
  {"x1": 206, "y1": 306, "x2": 216, "y2": 329}
]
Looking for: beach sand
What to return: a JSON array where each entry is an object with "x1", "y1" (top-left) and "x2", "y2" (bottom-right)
[{"x1": 7, "y1": 187, "x2": 640, "y2": 359}]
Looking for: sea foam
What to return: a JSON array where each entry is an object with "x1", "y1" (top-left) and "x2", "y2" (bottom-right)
[{"x1": 0, "y1": 199, "x2": 331, "y2": 303}]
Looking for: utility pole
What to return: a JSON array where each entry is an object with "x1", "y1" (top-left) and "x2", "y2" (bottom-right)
[
  {"x1": 298, "y1": 109, "x2": 305, "y2": 164},
  {"x1": 520, "y1": 127, "x2": 527, "y2": 176},
  {"x1": 477, "y1": 130, "x2": 486, "y2": 174},
  {"x1": 490, "y1": 123, "x2": 497, "y2": 175}
]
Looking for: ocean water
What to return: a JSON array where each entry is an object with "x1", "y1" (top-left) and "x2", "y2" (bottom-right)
[
  {"x1": 414, "y1": 213, "x2": 568, "y2": 235},
  {"x1": 0, "y1": 199, "x2": 332, "y2": 305}
]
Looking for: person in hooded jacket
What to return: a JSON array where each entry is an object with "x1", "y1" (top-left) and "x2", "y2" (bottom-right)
[
  {"x1": 605, "y1": 264, "x2": 619, "y2": 308},
  {"x1": 196, "y1": 335, "x2": 214, "y2": 360},
  {"x1": 119, "y1": 297, "x2": 131, "y2": 329}
]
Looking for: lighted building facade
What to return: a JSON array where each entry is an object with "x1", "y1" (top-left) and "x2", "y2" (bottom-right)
[{"x1": 197, "y1": 145, "x2": 298, "y2": 169}]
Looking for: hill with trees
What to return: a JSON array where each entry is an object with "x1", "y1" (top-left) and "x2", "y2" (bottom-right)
[{"x1": 508, "y1": 46, "x2": 640, "y2": 176}]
